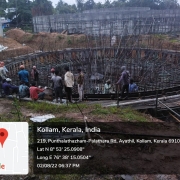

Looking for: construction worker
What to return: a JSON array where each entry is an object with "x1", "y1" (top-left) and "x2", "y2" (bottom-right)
[
  {"x1": 64, "y1": 66, "x2": 74, "y2": 103},
  {"x1": 51, "y1": 70, "x2": 63, "y2": 103},
  {"x1": 2, "y1": 78, "x2": 18, "y2": 96},
  {"x1": 116, "y1": 66, "x2": 130, "y2": 99},
  {"x1": 18, "y1": 65, "x2": 29, "y2": 86},
  {"x1": 129, "y1": 79, "x2": 138, "y2": 93},
  {"x1": 0, "y1": 61, "x2": 7, "y2": 82},
  {"x1": 104, "y1": 79, "x2": 111, "y2": 94},
  {"x1": 31, "y1": 66, "x2": 39, "y2": 85}
]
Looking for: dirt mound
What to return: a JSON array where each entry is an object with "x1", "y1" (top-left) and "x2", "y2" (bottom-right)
[
  {"x1": 0, "y1": 36, "x2": 33, "y2": 61},
  {"x1": 6, "y1": 28, "x2": 26, "y2": 41},
  {"x1": 0, "y1": 36, "x2": 24, "y2": 49},
  {"x1": 31, "y1": 32, "x2": 86, "y2": 51},
  {"x1": 5, "y1": 30, "x2": 180, "y2": 53},
  {"x1": 5, "y1": 29, "x2": 87, "y2": 51}
]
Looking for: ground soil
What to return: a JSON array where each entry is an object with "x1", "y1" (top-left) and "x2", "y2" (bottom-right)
[
  {"x1": 0, "y1": 35, "x2": 33, "y2": 60},
  {"x1": 0, "y1": 29, "x2": 88, "y2": 60}
]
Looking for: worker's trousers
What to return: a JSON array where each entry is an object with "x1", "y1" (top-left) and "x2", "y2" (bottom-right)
[{"x1": 78, "y1": 84, "x2": 84, "y2": 101}]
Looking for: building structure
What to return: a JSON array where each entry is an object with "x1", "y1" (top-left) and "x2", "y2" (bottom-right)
[{"x1": 33, "y1": 7, "x2": 180, "y2": 35}]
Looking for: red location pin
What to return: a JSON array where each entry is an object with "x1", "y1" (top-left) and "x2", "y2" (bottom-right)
[{"x1": 0, "y1": 128, "x2": 8, "y2": 148}]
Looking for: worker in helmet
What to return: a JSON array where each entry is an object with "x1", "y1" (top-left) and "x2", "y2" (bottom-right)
[
  {"x1": 18, "y1": 65, "x2": 29, "y2": 86},
  {"x1": 51, "y1": 68, "x2": 55, "y2": 78},
  {"x1": 31, "y1": 66, "x2": 39, "y2": 85}
]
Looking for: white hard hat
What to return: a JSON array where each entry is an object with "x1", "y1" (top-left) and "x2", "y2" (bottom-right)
[{"x1": 6, "y1": 78, "x2": 11, "y2": 82}]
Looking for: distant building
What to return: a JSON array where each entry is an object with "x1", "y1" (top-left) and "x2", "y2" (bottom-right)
[
  {"x1": 2, "y1": 21, "x2": 10, "y2": 28},
  {"x1": 32, "y1": 7, "x2": 180, "y2": 35},
  {"x1": 0, "y1": 17, "x2": 11, "y2": 29}
]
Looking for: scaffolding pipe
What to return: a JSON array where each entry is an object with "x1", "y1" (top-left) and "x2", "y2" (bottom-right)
[
  {"x1": 107, "y1": 94, "x2": 180, "y2": 107},
  {"x1": 158, "y1": 100, "x2": 180, "y2": 118}
]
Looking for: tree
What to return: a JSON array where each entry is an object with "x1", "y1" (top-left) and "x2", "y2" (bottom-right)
[
  {"x1": 31, "y1": 0, "x2": 54, "y2": 16},
  {"x1": 159, "y1": 0, "x2": 179, "y2": 9},
  {"x1": 84, "y1": 0, "x2": 95, "y2": 10},
  {"x1": 76, "y1": 0, "x2": 84, "y2": 12},
  {"x1": 0, "y1": 0, "x2": 7, "y2": 16},
  {"x1": 55, "y1": 0, "x2": 77, "y2": 14},
  {"x1": 103, "y1": 0, "x2": 113, "y2": 8},
  {"x1": 6, "y1": 0, "x2": 33, "y2": 25},
  {"x1": 111, "y1": 0, "x2": 126, "y2": 8},
  {"x1": 126, "y1": 0, "x2": 179, "y2": 9},
  {"x1": 94, "y1": 2, "x2": 103, "y2": 9}
]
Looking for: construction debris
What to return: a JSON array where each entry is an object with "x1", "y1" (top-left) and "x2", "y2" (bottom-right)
[{"x1": 30, "y1": 114, "x2": 55, "y2": 122}]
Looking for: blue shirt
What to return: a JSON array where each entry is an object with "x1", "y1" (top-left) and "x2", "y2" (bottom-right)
[
  {"x1": 18, "y1": 70, "x2": 29, "y2": 83},
  {"x1": 129, "y1": 83, "x2": 138, "y2": 93},
  {"x1": 19, "y1": 84, "x2": 29, "y2": 98}
]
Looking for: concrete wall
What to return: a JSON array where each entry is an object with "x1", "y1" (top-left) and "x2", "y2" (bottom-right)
[{"x1": 33, "y1": 7, "x2": 180, "y2": 35}]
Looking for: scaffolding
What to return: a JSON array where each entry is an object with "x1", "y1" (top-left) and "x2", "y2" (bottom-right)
[
  {"x1": 5, "y1": 45, "x2": 180, "y2": 94},
  {"x1": 33, "y1": 8, "x2": 180, "y2": 36}
]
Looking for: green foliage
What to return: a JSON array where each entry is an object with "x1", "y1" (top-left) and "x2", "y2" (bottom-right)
[
  {"x1": 0, "y1": 0, "x2": 7, "y2": 9},
  {"x1": 76, "y1": 0, "x2": 84, "y2": 12},
  {"x1": 84, "y1": 0, "x2": 95, "y2": 10},
  {"x1": 94, "y1": 2, "x2": 103, "y2": 9},
  {"x1": 119, "y1": 107, "x2": 147, "y2": 122},
  {"x1": 22, "y1": 34, "x2": 34, "y2": 42},
  {"x1": 31, "y1": 0, "x2": 54, "y2": 16},
  {"x1": 0, "y1": 0, "x2": 7, "y2": 16},
  {"x1": 11, "y1": 98, "x2": 23, "y2": 121},
  {"x1": 0, "y1": 0, "x2": 179, "y2": 26},
  {"x1": 21, "y1": 25, "x2": 33, "y2": 33},
  {"x1": 25, "y1": 101, "x2": 87, "y2": 113},
  {"x1": 169, "y1": 39, "x2": 179, "y2": 43},
  {"x1": 6, "y1": 0, "x2": 33, "y2": 25},
  {"x1": 55, "y1": 0, "x2": 77, "y2": 14},
  {"x1": 91, "y1": 105, "x2": 147, "y2": 122},
  {"x1": 103, "y1": 0, "x2": 112, "y2": 8},
  {"x1": 67, "y1": 37, "x2": 72, "y2": 45},
  {"x1": 0, "y1": 115, "x2": 21, "y2": 122},
  {"x1": 77, "y1": 36, "x2": 86, "y2": 43},
  {"x1": 91, "y1": 104, "x2": 110, "y2": 115},
  {"x1": 154, "y1": 34, "x2": 166, "y2": 40},
  {"x1": 58, "y1": 35, "x2": 65, "y2": 40}
]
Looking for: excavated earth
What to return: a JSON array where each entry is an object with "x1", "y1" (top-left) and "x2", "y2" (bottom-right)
[
  {"x1": 0, "y1": 28, "x2": 87, "y2": 61},
  {"x1": 1, "y1": 29, "x2": 180, "y2": 61}
]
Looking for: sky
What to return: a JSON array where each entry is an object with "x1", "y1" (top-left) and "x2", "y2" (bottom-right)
[{"x1": 51, "y1": 0, "x2": 180, "y2": 7}]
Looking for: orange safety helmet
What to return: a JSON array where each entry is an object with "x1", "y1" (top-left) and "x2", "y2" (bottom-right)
[{"x1": 20, "y1": 65, "x2": 25, "y2": 69}]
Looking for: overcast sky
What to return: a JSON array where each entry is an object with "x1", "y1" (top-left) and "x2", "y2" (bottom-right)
[{"x1": 51, "y1": 0, "x2": 180, "y2": 6}]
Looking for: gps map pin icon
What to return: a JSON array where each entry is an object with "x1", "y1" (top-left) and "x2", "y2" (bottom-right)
[{"x1": 0, "y1": 128, "x2": 8, "y2": 148}]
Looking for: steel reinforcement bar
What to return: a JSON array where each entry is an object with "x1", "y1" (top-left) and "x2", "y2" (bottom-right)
[{"x1": 5, "y1": 47, "x2": 180, "y2": 95}]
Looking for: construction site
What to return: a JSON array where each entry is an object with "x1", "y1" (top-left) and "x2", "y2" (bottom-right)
[{"x1": 1, "y1": 7, "x2": 180, "y2": 180}]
